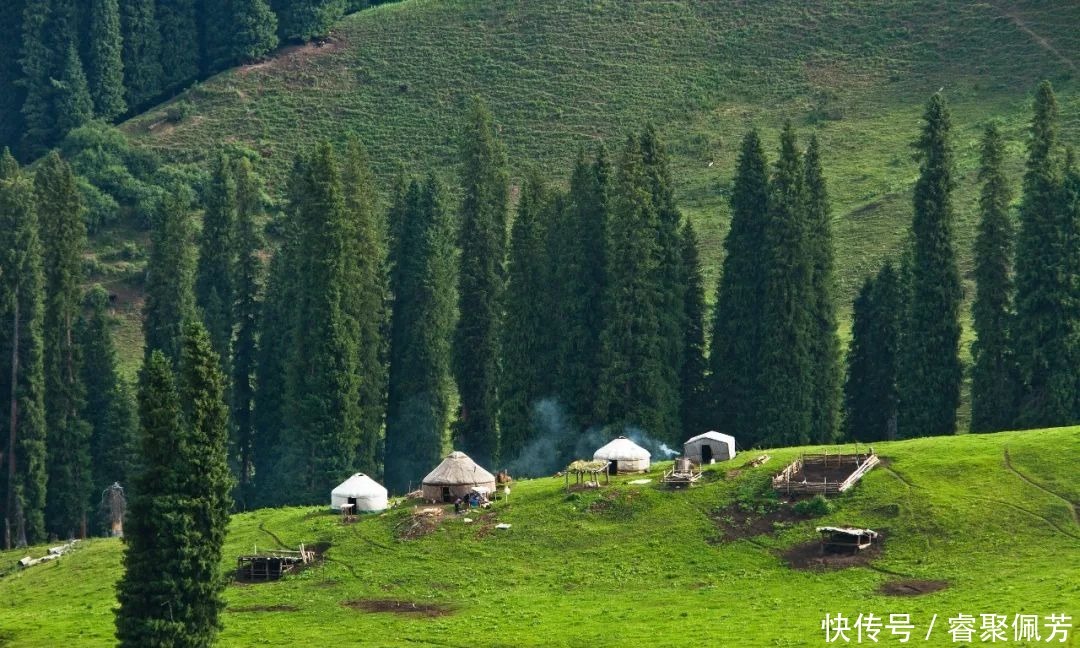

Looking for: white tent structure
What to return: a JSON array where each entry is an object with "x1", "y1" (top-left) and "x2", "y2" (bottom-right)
[
  {"x1": 593, "y1": 436, "x2": 651, "y2": 474},
  {"x1": 422, "y1": 451, "x2": 496, "y2": 502},
  {"x1": 330, "y1": 473, "x2": 388, "y2": 513},
  {"x1": 684, "y1": 431, "x2": 736, "y2": 464}
]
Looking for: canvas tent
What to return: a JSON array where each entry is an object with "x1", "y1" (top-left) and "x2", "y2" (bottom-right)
[
  {"x1": 684, "y1": 431, "x2": 736, "y2": 464},
  {"x1": 330, "y1": 473, "x2": 388, "y2": 513},
  {"x1": 422, "y1": 451, "x2": 496, "y2": 502},
  {"x1": 593, "y1": 436, "x2": 650, "y2": 474}
]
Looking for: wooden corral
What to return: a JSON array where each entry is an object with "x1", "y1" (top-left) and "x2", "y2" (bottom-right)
[
  {"x1": 565, "y1": 460, "x2": 611, "y2": 492},
  {"x1": 661, "y1": 457, "x2": 703, "y2": 488},
  {"x1": 236, "y1": 544, "x2": 315, "y2": 581},
  {"x1": 772, "y1": 451, "x2": 879, "y2": 495}
]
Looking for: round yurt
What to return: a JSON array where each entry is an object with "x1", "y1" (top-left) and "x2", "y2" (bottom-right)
[
  {"x1": 422, "y1": 451, "x2": 496, "y2": 502},
  {"x1": 683, "y1": 431, "x2": 736, "y2": 465},
  {"x1": 593, "y1": 436, "x2": 651, "y2": 474},
  {"x1": 330, "y1": 473, "x2": 388, "y2": 513}
]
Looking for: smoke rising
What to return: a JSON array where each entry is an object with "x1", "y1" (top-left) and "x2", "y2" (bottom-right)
[{"x1": 503, "y1": 398, "x2": 679, "y2": 477}]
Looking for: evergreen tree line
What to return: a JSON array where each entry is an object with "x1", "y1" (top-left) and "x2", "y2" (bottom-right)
[
  {"x1": 844, "y1": 82, "x2": 1080, "y2": 441},
  {"x1": 1, "y1": 0, "x2": 395, "y2": 159},
  {"x1": 0, "y1": 149, "x2": 139, "y2": 548}
]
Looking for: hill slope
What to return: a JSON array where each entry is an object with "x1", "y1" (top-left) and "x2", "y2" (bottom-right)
[
  {"x1": 1, "y1": 427, "x2": 1077, "y2": 647},
  {"x1": 119, "y1": 0, "x2": 1080, "y2": 299}
]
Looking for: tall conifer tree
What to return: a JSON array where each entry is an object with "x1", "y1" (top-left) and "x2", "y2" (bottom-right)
[
  {"x1": 454, "y1": 99, "x2": 508, "y2": 466},
  {"x1": 37, "y1": 153, "x2": 92, "y2": 539},
  {"x1": 804, "y1": 135, "x2": 841, "y2": 444},
  {"x1": 205, "y1": 0, "x2": 278, "y2": 72},
  {"x1": 156, "y1": 0, "x2": 200, "y2": 93},
  {"x1": 1013, "y1": 81, "x2": 1078, "y2": 428},
  {"x1": 843, "y1": 264, "x2": 902, "y2": 441},
  {"x1": 500, "y1": 172, "x2": 553, "y2": 461},
  {"x1": 757, "y1": 124, "x2": 813, "y2": 447},
  {"x1": 383, "y1": 176, "x2": 457, "y2": 493},
  {"x1": 340, "y1": 137, "x2": 387, "y2": 476},
  {"x1": 54, "y1": 46, "x2": 94, "y2": 137},
  {"x1": 709, "y1": 131, "x2": 768, "y2": 446},
  {"x1": 196, "y1": 153, "x2": 237, "y2": 371},
  {"x1": 120, "y1": 0, "x2": 162, "y2": 110},
  {"x1": 144, "y1": 193, "x2": 196, "y2": 366},
  {"x1": 274, "y1": 0, "x2": 345, "y2": 42},
  {"x1": 0, "y1": 151, "x2": 47, "y2": 547},
  {"x1": 0, "y1": 0, "x2": 27, "y2": 152},
  {"x1": 679, "y1": 220, "x2": 708, "y2": 439},
  {"x1": 971, "y1": 124, "x2": 1019, "y2": 432},
  {"x1": 231, "y1": 157, "x2": 262, "y2": 508},
  {"x1": 86, "y1": 0, "x2": 127, "y2": 120},
  {"x1": 19, "y1": 0, "x2": 61, "y2": 155},
  {"x1": 897, "y1": 94, "x2": 963, "y2": 438},
  {"x1": 283, "y1": 142, "x2": 360, "y2": 501}
]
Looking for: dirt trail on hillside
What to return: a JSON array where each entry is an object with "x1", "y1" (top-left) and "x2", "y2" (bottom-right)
[
  {"x1": 1003, "y1": 448, "x2": 1079, "y2": 525},
  {"x1": 995, "y1": 5, "x2": 1076, "y2": 71}
]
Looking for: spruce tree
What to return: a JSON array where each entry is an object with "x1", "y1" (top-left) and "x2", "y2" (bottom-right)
[
  {"x1": 55, "y1": 45, "x2": 94, "y2": 144},
  {"x1": 500, "y1": 171, "x2": 553, "y2": 462},
  {"x1": 0, "y1": 0, "x2": 27, "y2": 152},
  {"x1": 205, "y1": 0, "x2": 278, "y2": 72},
  {"x1": 156, "y1": 0, "x2": 200, "y2": 93},
  {"x1": 843, "y1": 264, "x2": 902, "y2": 441},
  {"x1": 803, "y1": 135, "x2": 842, "y2": 444},
  {"x1": 115, "y1": 352, "x2": 186, "y2": 646},
  {"x1": 86, "y1": 0, "x2": 127, "y2": 120},
  {"x1": 550, "y1": 147, "x2": 609, "y2": 431},
  {"x1": 275, "y1": 0, "x2": 345, "y2": 42},
  {"x1": 120, "y1": 0, "x2": 163, "y2": 110},
  {"x1": 78, "y1": 286, "x2": 137, "y2": 532},
  {"x1": 231, "y1": 157, "x2": 263, "y2": 509},
  {"x1": 679, "y1": 220, "x2": 708, "y2": 439},
  {"x1": 174, "y1": 321, "x2": 233, "y2": 644},
  {"x1": 196, "y1": 153, "x2": 237, "y2": 371},
  {"x1": 383, "y1": 176, "x2": 457, "y2": 493},
  {"x1": 454, "y1": 99, "x2": 508, "y2": 466},
  {"x1": 896, "y1": 94, "x2": 963, "y2": 438},
  {"x1": 1013, "y1": 81, "x2": 1078, "y2": 427},
  {"x1": 37, "y1": 152, "x2": 92, "y2": 539},
  {"x1": 116, "y1": 330, "x2": 232, "y2": 648},
  {"x1": 0, "y1": 151, "x2": 48, "y2": 547},
  {"x1": 283, "y1": 142, "x2": 361, "y2": 501},
  {"x1": 971, "y1": 124, "x2": 1019, "y2": 432},
  {"x1": 340, "y1": 137, "x2": 387, "y2": 476},
  {"x1": 595, "y1": 134, "x2": 667, "y2": 437},
  {"x1": 709, "y1": 130, "x2": 769, "y2": 446},
  {"x1": 144, "y1": 193, "x2": 196, "y2": 366},
  {"x1": 757, "y1": 123, "x2": 813, "y2": 448},
  {"x1": 639, "y1": 125, "x2": 685, "y2": 443},
  {"x1": 19, "y1": 0, "x2": 59, "y2": 156}
]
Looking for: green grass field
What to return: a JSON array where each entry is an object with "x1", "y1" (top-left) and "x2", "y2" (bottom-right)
[{"x1": 1, "y1": 427, "x2": 1076, "y2": 647}]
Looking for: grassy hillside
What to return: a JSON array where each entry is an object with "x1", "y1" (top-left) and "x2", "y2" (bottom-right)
[{"x1": 1, "y1": 427, "x2": 1077, "y2": 647}]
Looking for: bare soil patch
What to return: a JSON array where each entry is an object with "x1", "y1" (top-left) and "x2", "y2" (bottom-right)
[
  {"x1": 710, "y1": 503, "x2": 802, "y2": 542},
  {"x1": 879, "y1": 579, "x2": 949, "y2": 596},
  {"x1": 229, "y1": 604, "x2": 299, "y2": 613},
  {"x1": 783, "y1": 534, "x2": 884, "y2": 571},
  {"x1": 394, "y1": 507, "x2": 445, "y2": 540},
  {"x1": 238, "y1": 37, "x2": 346, "y2": 75},
  {"x1": 343, "y1": 599, "x2": 455, "y2": 618}
]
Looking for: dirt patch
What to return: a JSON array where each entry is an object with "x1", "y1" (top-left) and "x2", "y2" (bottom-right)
[
  {"x1": 343, "y1": 599, "x2": 455, "y2": 618},
  {"x1": 229, "y1": 604, "x2": 299, "y2": 613},
  {"x1": 710, "y1": 503, "x2": 803, "y2": 542},
  {"x1": 238, "y1": 37, "x2": 346, "y2": 75},
  {"x1": 783, "y1": 535, "x2": 884, "y2": 571},
  {"x1": 394, "y1": 507, "x2": 445, "y2": 540},
  {"x1": 879, "y1": 579, "x2": 949, "y2": 596}
]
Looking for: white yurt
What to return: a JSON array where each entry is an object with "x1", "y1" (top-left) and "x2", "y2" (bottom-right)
[
  {"x1": 330, "y1": 473, "x2": 388, "y2": 513},
  {"x1": 683, "y1": 431, "x2": 736, "y2": 464},
  {"x1": 422, "y1": 451, "x2": 496, "y2": 502},
  {"x1": 593, "y1": 436, "x2": 651, "y2": 474}
]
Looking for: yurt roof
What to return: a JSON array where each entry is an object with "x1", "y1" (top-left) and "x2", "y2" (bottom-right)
[
  {"x1": 332, "y1": 473, "x2": 387, "y2": 497},
  {"x1": 593, "y1": 436, "x2": 651, "y2": 461},
  {"x1": 685, "y1": 431, "x2": 735, "y2": 444},
  {"x1": 423, "y1": 451, "x2": 496, "y2": 486}
]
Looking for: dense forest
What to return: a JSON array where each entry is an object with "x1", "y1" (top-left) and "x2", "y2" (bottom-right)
[
  {"x1": 0, "y1": 0, "x2": 393, "y2": 159},
  {"x1": 1, "y1": 81, "x2": 1077, "y2": 552}
]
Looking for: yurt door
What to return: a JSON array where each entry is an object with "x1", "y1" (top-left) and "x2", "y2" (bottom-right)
[
  {"x1": 608, "y1": 461, "x2": 618, "y2": 475},
  {"x1": 701, "y1": 445, "x2": 713, "y2": 464},
  {"x1": 347, "y1": 497, "x2": 357, "y2": 509}
]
